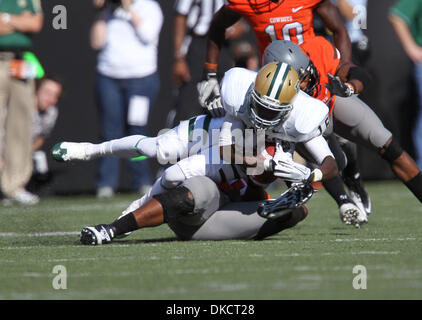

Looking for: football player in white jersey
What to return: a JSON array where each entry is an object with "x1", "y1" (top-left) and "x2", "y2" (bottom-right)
[
  {"x1": 53, "y1": 62, "x2": 355, "y2": 227},
  {"x1": 217, "y1": 63, "x2": 339, "y2": 196},
  {"x1": 77, "y1": 62, "x2": 343, "y2": 245}
]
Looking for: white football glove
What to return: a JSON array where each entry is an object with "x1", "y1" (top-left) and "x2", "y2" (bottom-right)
[
  {"x1": 197, "y1": 72, "x2": 225, "y2": 118},
  {"x1": 272, "y1": 142, "x2": 312, "y2": 183},
  {"x1": 273, "y1": 158, "x2": 312, "y2": 183}
]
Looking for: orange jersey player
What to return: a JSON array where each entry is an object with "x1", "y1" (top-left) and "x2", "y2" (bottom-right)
[{"x1": 205, "y1": 0, "x2": 352, "y2": 68}]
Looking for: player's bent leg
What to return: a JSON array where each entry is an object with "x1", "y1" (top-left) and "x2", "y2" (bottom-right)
[
  {"x1": 192, "y1": 202, "x2": 308, "y2": 241},
  {"x1": 80, "y1": 196, "x2": 166, "y2": 245},
  {"x1": 334, "y1": 96, "x2": 422, "y2": 203},
  {"x1": 254, "y1": 205, "x2": 308, "y2": 240},
  {"x1": 163, "y1": 176, "x2": 227, "y2": 240},
  {"x1": 332, "y1": 96, "x2": 392, "y2": 151},
  {"x1": 115, "y1": 164, "x2": 188, "y2": 238},
  {"x1": 380, "y1": 137, "x2": 422, "y2": 202},
  {"x1": 340, "y1": 138, "x2": 371, "y2": 215}
]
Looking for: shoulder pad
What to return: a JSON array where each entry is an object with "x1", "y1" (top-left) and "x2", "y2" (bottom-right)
[{"x1": 277, "y1": 91, "x2": 329, "y2": 142}]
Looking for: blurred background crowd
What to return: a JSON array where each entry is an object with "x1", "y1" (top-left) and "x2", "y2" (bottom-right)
[{"x1": 0, "y1": 0, "x2": 420, "y2": 204}]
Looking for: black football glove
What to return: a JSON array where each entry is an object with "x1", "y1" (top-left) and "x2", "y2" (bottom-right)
[{"x1": 325, "y1": 73, "x2": 355, "y2": 97}]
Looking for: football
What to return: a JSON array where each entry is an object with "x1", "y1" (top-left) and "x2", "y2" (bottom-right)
[{"x1": 249, "y1": 142, "x2": 277, "y2": 186}]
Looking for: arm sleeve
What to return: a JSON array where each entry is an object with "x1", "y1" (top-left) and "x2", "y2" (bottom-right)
[
  {"x1": 134, "y1": 2, "x2": 164, "y2": 45},
  {"x1": 302, "y1": 135, "x2": 334, "y2": 165}
]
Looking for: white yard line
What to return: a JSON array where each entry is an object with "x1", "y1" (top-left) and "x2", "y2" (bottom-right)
[
  {"x1": 332, "y1": 237, "x2": 417, "y2": 242},
  {"x1": 0, "y1": 231, "x2": 79, "y2": 237}
]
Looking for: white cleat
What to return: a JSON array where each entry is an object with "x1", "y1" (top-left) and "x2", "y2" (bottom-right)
[
  {"x1": 349, "y1": 194, "x2": 368, "y2": 224},
  {"x1": 349, "y1": 189, "x2": 371, "y2": 217},
  {"x1": 51, "y1": 142, "x2": 93, "y2": 162},
  {"x1": 339, "y1": 202, "x2": 362, "y2": 228}
]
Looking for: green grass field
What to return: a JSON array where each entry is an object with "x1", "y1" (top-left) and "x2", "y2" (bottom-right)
[{"x1": 0, "y1": 180, "x2": 421, "y2": 300}]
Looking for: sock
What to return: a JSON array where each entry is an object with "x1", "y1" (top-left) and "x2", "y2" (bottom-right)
[
  {"x1": 405, "y1": 172, "x2": 422, "y2": 203},
  {"x1": 342, "y1": 141, "x2": 360, "y2": 179},
  {"x1": 110, "y1": 212, "x2": 139, "y2": 236},
  {"x1": 86, "y1": 135, "x2": 157, "y2": 159},
  {"x1": 323, "y1": 176, "x2": 352, "y2": 206}
]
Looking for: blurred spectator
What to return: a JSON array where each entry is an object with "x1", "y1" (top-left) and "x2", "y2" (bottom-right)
[
  {"x1": 335, "y1": 0, "x2": 370, "y2": 66},
  {"x1": 31, "y1": 75, "x2": 63, "y2": 184},
  {"x1": 0, "y1": 0, "x2": 43, "y2": 205},
  {"x1": 90, "y1": 0, "x2": 163, "y2": 198},
  {"x1": 231, "y1": 40, "x2": 259, "y2": 71},
  {"x1": 390, "y1": 0, "x2": 422, "y2": 169}
]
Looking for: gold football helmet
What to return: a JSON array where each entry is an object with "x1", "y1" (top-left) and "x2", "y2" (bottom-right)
[{"x1": 249, "y1": 62, "x2": 300, "y2": 129}]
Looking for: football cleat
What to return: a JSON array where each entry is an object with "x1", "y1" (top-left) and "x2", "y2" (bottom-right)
[
  {"x1": 344, "y1": 175, "x2": 371, "y2": 215},
  {"x1": 258, "y1": 183, "x2": 315, "y2": 219},
  {"x1": 80, "y1": 224, "x2": 115, "y2": 245},
  {"x1": 51, "y1": 142, "x2": 93, "y2": 162},
  {"x1": 339, "y1": 202, "x2": 362, "y2": 228},
  {"x1": 2, "y1": 189, "x2": 39, "y2": 206},
  {"x1": 350, "y1": 195, "x2": 368, "y2": 224}
]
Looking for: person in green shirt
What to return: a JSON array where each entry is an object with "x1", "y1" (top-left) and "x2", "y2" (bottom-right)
[
  {"x1": 0, "y1": 0, "x2": 43, "y2": 205},
  {"x1": 390, "y1": 0, "x2": 422, "y2": 171}
]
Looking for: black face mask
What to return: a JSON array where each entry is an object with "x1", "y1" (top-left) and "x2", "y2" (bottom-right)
[{"x1": 247, "y1": 0, "x2": 284, "y2": 14}]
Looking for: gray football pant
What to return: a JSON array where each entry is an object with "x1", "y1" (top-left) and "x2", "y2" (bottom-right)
[
  {"x1": 165, "y1": 176, "x2": 294, "y2": 241},
  {"x1": 332, "y1": 95, "x2": 392, "y2": 151},
  {"x1": 295, "y1": 96, "x2": 390, "y2": 168}
]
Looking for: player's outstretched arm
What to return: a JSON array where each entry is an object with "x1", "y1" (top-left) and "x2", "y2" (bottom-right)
[
  {"x1": 198, "y1": 6, "x2": 241, "y2": 116},
  {"x1": 206, "y1": 6, "x2": 241, "y2": 66},
  {"x1": 316, "y1": 0, "x2": 352, "y2": 77}
]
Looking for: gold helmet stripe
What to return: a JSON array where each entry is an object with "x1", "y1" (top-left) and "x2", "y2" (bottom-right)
[{"x1": 267, "y1": 63, "x2": 290, "y2": 100}]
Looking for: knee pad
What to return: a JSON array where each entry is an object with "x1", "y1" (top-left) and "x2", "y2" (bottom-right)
[
  {"x1": 153, "y1": 186, "x2": 195, "y2": 222},
  {"x1": 161, "y1": 164, "x2": 186, "y2": 189},
  {"x1": 380, "y1": 138, "x2": 403, "y2": 162}
]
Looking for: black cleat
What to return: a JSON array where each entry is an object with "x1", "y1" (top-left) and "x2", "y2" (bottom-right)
[
  {"x1": 258, "y1": 183, "x2": 315, "y2": 219},
  {"x1": 80, "y1": 224, "x2": 115, "y2": 245}
]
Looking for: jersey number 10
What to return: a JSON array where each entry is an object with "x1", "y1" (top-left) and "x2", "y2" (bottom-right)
[{"x1": 265, "y1": 22, "x2": 304, "y2": 45}]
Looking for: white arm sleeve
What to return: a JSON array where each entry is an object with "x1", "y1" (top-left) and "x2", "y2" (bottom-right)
[{"x1": 302, "y1": 135, "x2": 334, "y2": 165}]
